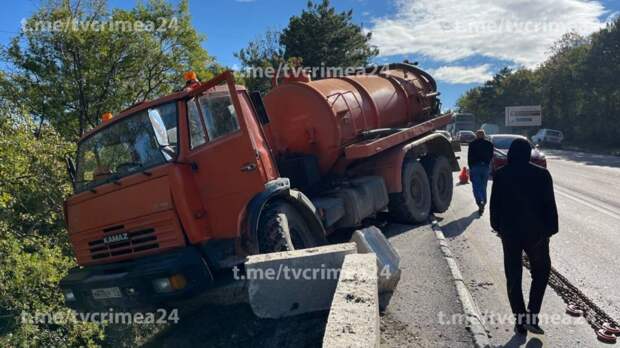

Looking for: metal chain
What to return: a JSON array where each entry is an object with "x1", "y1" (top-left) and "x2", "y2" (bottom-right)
[{"x1": 522, "y1": 254, "x2": 619, "y2": 332}]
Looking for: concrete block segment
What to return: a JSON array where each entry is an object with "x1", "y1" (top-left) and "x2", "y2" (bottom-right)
[
  {"x1": 322, "y1": 253, "x2": 380, "y2": 348},
  {"x1": 350, "y1": 226, "x2": 402, "y2": 294},
  {"x1": 245, "y1": 243, "x2": 357, "y2": 319}
]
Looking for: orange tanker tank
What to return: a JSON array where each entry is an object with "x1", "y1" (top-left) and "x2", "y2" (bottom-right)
[{"x1": 263, "y1": 63, "x2": 441, "y2": 174}]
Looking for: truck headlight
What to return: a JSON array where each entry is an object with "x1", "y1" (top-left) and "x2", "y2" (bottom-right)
[
  {"x1": 152, "y1": 278, "x2": 173, "y2": 293},
  {"x1": 63, "y1": 289, "x2": 76, "y2": 302},
  {"x1": 152, "y1": 274, "x2": 187, "y2": 293}
]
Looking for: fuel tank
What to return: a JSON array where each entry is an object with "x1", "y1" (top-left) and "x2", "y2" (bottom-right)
[{"x1": 263, "y1": 63, "x2": 440, "y2": 173}]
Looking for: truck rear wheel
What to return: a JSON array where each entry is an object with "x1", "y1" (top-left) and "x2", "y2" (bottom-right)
[
  {"x1": 428, "y1": 157, "x2": 453, "y2": 213},
  {"x1": 258, "y1": 201, "x2": 317, "y2": 253},
  {"x1": 388, "y1": 160, "x2": 431, "y2": 224}
]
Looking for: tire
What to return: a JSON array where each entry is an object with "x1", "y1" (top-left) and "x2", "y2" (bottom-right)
[
  {"x1": 427, "y1": 157, "x2": 453, "y2": 213},
  {"x1": 257, "y1": 201, "x2": 318, "y2": 253},
  {"x1": 388, "y1": 160, "x2": 432, "y2": 224}
]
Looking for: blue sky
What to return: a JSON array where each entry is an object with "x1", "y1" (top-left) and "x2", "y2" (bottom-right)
[{"x1": 1, "y1": 0, "x2": 618, "y2": 109}]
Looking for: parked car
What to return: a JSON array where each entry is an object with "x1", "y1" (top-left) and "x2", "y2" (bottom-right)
[
  {"x1": 456, "y1": 130, "x2": 476, "y2": 143},
  {"x1": 489, "y1": 134, "x2": 547, "y2": 175},
  {"x1": 435, "y1": 130, "x2": 452, "y2": 141},
  {"x1": 532, "y1": 128, "x2": 564, "y2": 147}
]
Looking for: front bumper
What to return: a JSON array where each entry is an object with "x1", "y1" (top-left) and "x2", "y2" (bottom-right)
[{"x1": 60, "y1": 247, "x2": 213, "y2": 312}]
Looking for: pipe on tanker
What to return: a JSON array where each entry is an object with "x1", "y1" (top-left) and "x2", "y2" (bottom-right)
[{"x1": 365, "y1": 62, "x2": 438, "y2": 92}]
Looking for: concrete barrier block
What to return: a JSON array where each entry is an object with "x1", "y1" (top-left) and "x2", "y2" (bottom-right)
[
  {"x1": 350, "y1": 226, "x2": 401, "y2": 294},
  {"x1": 245, "y1": 243, "x2": 357, "y2": 319},
  {"x1": 322, "y1": 253, "x2": 379, "y2": 348}
]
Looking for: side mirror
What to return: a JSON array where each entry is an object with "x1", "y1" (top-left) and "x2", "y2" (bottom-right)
[{"x1": 65, "y1": 155, "x2": 76, "y2": 183}]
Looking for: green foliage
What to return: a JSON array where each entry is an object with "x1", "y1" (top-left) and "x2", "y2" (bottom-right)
[
  {"x1": 0, "y1": 115, "x2": 74, "y2": 246},
  {"x1": 457, "y1": 19, "x2": 620, "y2": 148},
  {"x1": 0, "y1": 230, "x2": 104, "y2": 347},
  {"x1": 1, "y1": 0, "x2": 214, "y2": 140},
  {"x1": 0, "y1": 1, "x2": 220, "y2": 345},
  {"x1": 280, "y1": 0, "x2": 378, "y2": 68},
  {"x1": 235, "y1": 30, "x2": 285, "y2": 94},
  {"x1": 236, "y1": 0, "x2": 378, "y2": 94},
  {"x1": 0, "y1": 116, "x2": 104, "y2": 346},
  {"x1": 457, "y1": 68, "x2": 541, "y2": 125}
]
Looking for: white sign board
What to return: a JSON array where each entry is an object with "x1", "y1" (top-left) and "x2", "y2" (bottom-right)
[{"x1": 505, "y1": 106, "x2": 542, "y2": 127}]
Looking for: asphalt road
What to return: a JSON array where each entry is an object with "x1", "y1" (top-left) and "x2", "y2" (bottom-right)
[
  {"x1": 437, "y1": 146, "x2": 620, "y2": 347},
  {"x1": 380, "y1": 223, "x2": 474, "y2": 347}
]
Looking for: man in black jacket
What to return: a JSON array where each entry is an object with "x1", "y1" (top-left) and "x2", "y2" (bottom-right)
[
  {"x1": 468, "y1": 130, "x2": 494, "y2": 215},
  {"x1": 490, "y1": 138, "x2": 558, "y2": 335}
]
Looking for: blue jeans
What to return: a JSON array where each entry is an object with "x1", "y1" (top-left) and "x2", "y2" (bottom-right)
[{"x1": 470, "y1": 163, "x2": 490, "y2": 205}]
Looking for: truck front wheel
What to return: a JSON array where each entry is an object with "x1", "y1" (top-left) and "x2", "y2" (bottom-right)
[
  {"x1": 388, "y1": 160, "x2": 432, "y2": 224},
  {"x1": 258, "y1": 201, "x2": 317, "y2": 252}
]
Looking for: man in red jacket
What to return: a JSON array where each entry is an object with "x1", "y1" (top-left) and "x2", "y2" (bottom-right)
[{"x1": 490, "y1": 138, "x2": 558, "y2": 335}]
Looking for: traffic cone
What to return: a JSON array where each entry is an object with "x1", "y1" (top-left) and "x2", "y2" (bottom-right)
[{"x1": 459, "y1": 167, "x2": 469, "y2": 184}]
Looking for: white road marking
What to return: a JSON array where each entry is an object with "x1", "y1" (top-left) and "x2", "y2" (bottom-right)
[{"x1": 554, "y1": 186, "x2": 620, "y2": 221}]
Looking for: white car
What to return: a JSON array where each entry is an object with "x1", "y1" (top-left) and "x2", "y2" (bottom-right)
[{"x1": 532, "y1": 128, "x2": 564, "y2": 147}]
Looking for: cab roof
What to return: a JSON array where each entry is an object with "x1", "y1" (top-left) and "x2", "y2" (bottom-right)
[{"x1": 78, "y1": 81, "x2": 246, "y2": 143}]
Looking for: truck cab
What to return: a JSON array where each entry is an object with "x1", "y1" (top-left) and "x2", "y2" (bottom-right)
[{"x1": 60, "y1": 71, "x2": 319, "y2": 311}]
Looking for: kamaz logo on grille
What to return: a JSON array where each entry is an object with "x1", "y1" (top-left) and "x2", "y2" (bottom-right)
[{"x1": 103, "y1": 233, "x2": 129, "y2": 244}]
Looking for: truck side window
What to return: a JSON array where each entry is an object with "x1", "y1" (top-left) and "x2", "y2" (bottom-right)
[
  {"x1": 187, "y1": 99, "x2": 207, "y2": 148},
  {"x1": 197, "y1": 92, "x2": 240, "y2": 141}
]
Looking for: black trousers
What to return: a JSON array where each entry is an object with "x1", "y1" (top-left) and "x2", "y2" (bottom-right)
[{"x1": 501, "y1": 236, "x2": 551, "y2": 323}]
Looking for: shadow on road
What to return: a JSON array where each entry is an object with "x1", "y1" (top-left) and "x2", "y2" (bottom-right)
[
  {"x1": 545, "y1": 149, "x2": 620, "y2": 169},
  {"x1": 496, "y1": 333, "x2": 526, "y2": 347},
  {"x1": 495, "y1": 333, "x2": 544, "y2": 348},
  {"x1": 440, "y1": 211, "x2": 479, "y2": 238}
]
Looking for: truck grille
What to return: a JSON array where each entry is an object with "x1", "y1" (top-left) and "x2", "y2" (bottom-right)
[
  {"x1": 71, "y1": 210, "x2": 186, "y2": 266},
  {"x1": 88, "y1": 227, "x2": 159, "y2": 260}
]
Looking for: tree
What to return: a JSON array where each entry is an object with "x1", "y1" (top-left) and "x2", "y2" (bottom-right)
[
  {"x1": 281, "y1": 0, "x2": 378, "y2": 70},
  {"x1": 235, "y1": 30, "x2": 285, "y2": 94},
  {"x1": 1, "y1": 0, "x2": 215, "y2": 140},
  {"x1": 236, "y1": 0, "x2": 379, "y2": 94},
  {"x1": 0, "y1": 113, "x2": 104, "y2": 346},
  {"x1": 457, "y1": 21, "x2": 620, "y2": 150}
]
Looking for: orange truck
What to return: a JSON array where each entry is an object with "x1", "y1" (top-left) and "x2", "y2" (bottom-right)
[{"x1": 60, "y1": 62, "x2": 458, "y2": 311}]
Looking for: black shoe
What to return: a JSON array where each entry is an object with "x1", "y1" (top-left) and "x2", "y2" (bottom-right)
[
  {"x1": 514, "y1": 323, "x2": 527, "y2": 334},
  {"x1": 478, "y1": 204, "x2": 484, "y2": 215},
  {"x1": 524, "y1": 323, "x2": 545, "y2": 335}
]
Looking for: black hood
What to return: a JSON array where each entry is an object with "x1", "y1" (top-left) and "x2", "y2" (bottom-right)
[{"x1": 507, "y1": 138, "x2": 531, "y2": 164}]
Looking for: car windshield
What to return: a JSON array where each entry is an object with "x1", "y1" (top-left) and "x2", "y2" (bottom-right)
[
  {"x1": 547, "y1": 130, "x2": 562, "y2": 137},
  {"x1": 75, "y1": 102, "x2": 178, "y2": 192},
  {"x1": 491, "y1": 136, "x2": 524, "y2": 150}
]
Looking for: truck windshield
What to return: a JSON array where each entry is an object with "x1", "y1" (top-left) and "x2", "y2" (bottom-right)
[{"x1": 75, "y1": 102, "x2": 178, "y2": 192}]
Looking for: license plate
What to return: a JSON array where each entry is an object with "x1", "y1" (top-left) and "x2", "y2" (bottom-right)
[{"x1": 92, "y1": 287, "x2": 122, "y2": 300}]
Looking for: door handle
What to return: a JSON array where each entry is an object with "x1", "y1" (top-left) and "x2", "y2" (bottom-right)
[{"x1": 240, "y1": 163, "x2": 257, "y2": 172}]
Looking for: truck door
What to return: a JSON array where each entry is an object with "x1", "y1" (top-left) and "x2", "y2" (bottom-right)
[{"x1": 182, "y1": 72, "x2": 268, "y2": 238}]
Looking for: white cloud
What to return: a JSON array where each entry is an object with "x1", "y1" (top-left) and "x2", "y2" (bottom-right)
[
  {"x1": 429, "y1": 64, "x2": 493, "y2": 84},
  {"x1": 369, "y1": 0, "x2": 608, "y2": 68}
]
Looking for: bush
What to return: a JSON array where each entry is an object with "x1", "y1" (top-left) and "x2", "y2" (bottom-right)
[
  {"x1": 0, "y1": 117, "x2": 104, "y2": 346},
  {"x1": 0, "y1": 228, "x2": 104, "y2": 347}
]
